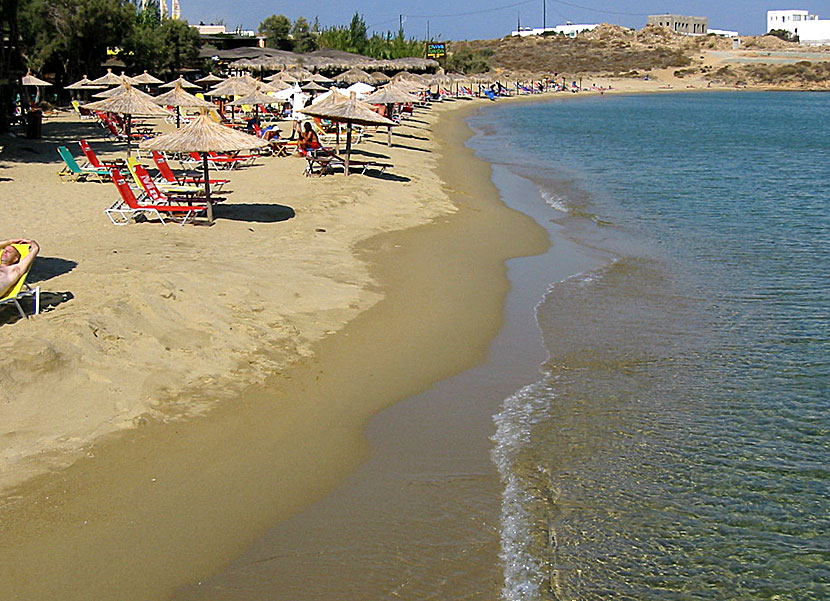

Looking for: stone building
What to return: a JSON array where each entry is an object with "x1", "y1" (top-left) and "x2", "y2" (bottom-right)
[{"x1": 647, "y1": 14, "x2": 709, "y2": 35}]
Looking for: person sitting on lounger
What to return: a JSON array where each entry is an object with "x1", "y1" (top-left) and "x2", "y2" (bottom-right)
[
  {"x1": 297, "y1": 122, "x2": 321, "y2": 155},
  {"x1": 0, "y1": 238, "x2": 39, "y2": 297}
]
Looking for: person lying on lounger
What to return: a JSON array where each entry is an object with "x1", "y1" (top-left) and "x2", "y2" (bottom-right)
[{"x1": 0, "y1": 238, "x2": 39, "y2": 297}]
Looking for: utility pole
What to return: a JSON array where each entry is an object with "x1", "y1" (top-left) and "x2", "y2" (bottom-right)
[
  {"x1": 426, "y1": 20, "x2": 430, "y2": 42},
  {"x1": 518, "y1": 12, "x2": 521, "y2": 31},
  {"x1": 542, "y1": 0, "x2": 546, "y2": 29}
]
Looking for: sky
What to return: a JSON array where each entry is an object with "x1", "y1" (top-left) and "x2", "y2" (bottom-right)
[{"x1": 179, "y1": 1, "x2": 830, "y2": 40}]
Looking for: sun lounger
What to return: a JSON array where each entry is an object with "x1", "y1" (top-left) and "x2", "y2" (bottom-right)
[
  {"x1": 57, "y1": 146, "x2": 111, "y2": 182},
  {"x1": 79, "y1": 139, "x2": 125, "y2": 170},
  {"x1": 71, "y1": 100, "x2": 93, "y2": 119},
  {"x1": 126, "y1": 157, "x2": 206, "y2": 196},
  {"x1": 151, "y1": 151, "x2": 229, "y2": 191},
  {"x1": 182, "y1": 152, "x2": 248, "y2": 171},
  {"x1": 106, "y1": 169, "x2": 211, "y2": 226},
  {"x1": 304, "y1": 150, "x2": 392, "y2": 176},
  {"x1": 0, "y1": 244, "x2": 40, "y2": 320}
]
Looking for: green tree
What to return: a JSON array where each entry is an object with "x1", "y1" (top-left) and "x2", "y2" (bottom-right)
[
  {"x1": 157, "y1": 18, "x2": 201, "y2": 73},
  {"x1": 290, "y1": 16, "x2": 317, "y2": 53},
  {"x1": 259, "y1": 14, "x2": 292, "y2": 50},
  {"x1": 346, "y1": 12, "x2": 367, "y2": 53},
  {"x1": 19, "y1": 0, "x2": 135, "y2": 81}
]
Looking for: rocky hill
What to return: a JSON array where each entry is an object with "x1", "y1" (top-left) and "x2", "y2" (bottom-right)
[{"x1": 449, "y1": 24, "x2": 830, "y2": 89}]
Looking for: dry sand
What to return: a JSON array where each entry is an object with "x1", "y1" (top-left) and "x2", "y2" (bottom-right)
[{"x1": 0, "y1": 108, "x2": 457, "y2": 491}]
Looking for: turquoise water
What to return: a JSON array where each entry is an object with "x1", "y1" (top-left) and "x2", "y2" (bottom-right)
[{"x1": 468, "y1": 92, "x2": 829, "y2": 600}]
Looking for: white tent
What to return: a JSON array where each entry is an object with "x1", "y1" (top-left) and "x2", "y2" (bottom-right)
[{"x1": 344, "y1": 82, "x2": 376, "y2": 98}]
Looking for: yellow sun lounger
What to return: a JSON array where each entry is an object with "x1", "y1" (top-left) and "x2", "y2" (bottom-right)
[{"x1": 0, "y1": 244, "x2": 40, "y2": 319}]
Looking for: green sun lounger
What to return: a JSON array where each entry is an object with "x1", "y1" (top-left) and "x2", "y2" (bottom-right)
[{"x1": 57, "y1": 146, "x2": 111, "y2": 182}]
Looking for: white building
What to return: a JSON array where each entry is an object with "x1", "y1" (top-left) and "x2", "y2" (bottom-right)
[
  {"x1": 511, "y1": 23, "x2": 599, "y2": 37},
  {"x1": 767, "y1": 9, "x2": 830, "y2": 44}
]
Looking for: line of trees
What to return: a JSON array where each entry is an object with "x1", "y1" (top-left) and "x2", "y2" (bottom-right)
[
  {"x1": 17, "y1": 0, "x2": 201, "y2": 86},
  {"x1": 259, "y1": 12, "x2": 425, "y2": 59}
]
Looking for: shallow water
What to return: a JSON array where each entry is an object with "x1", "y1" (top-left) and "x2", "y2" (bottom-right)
[{"x1": 470, "y1": 92, "x2": 829, "y2": 600}]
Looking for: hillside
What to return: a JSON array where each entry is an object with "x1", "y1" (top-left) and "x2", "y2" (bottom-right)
[{"x1": 448, "y1": 24, "x2": 830, "y2": 89}]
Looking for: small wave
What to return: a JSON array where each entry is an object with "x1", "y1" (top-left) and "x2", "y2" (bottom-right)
[
  {"x1": 540, "y1": 189, "x2": 571, "y2": 215},
  {"x1": 491, "y1": 382, "x2": 557, "y2": 600}
]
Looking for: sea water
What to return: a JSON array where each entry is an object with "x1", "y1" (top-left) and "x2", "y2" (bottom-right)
[{"x1": 468, "y1": 92, "x2": 829, "y2": 600}]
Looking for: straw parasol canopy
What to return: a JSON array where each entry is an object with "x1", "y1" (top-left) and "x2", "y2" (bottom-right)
[
  {"x1": 83, "y1": 83, "x2": 171, "y2": 155},
  {"x1": 22, "y1": 71, "x2": 51, "y2": 87},
  {"x1": 131, "y1": 70, "x2": 164, "y2": 85},
  {"x1": 364, "y1": 85, "x2": 420, "y2": 147},
  {"x1": 154, "y1": 81, "x2": 215, "y2": 127},
  {"x1": 308, "y1": 72, "x2": 333, "y2": 84},
  {"x1": 300, "y1": 92, "x2": 396, "y2": 174},
  {"x1": 93, "y1": 84, "x2": 127, "y2": 99},
  {"x1": 90, "y1": 69, "x2": 124, "y2": 86},
  {"x1": 369, "y1": 71, "x2": 389, "y2": 84},
  {"x1": 227, "y1": 88, "x2": 278, "y2": 106},
  {"x1": 283, "y1": 66, "x2": 314, "y2": 81},
  {"x1": 364, "y1": 85, "x2": 421, "y2": 105},
  {"x1": 259, "y1": 79, "x2": 291, "y2": 93},
  {"x1": 300, "y1": 81, "x2": 328, "y2": 93},
  {"x1": 332, "y1": 67, "x2": 375, "y2": 85},
  {"x1": 227, "y1": 87, "x2": 280, "y2": 121},
  {"x1": 207, "y1": 76, "x2": 257, "y2": 97},
  {"x1": 160, "y1": 75, "x2": 199, "y2": 89},
  {"x1": 140, "y1": 112, "x2": 269, "y2": 206},
  {"x1": 195, "y1": 73, "x2": 224, "y2": 86},
  {"x1": 65, "y1": 75, "x2": 105, "y2": 90},
  {"x1": 265, "y1": 71, "x2": 298, "y2": 84}
]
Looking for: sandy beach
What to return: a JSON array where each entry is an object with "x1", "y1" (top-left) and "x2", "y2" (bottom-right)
[{"x1": 0, "y1": 73, "x2": 786, "y2": 598}]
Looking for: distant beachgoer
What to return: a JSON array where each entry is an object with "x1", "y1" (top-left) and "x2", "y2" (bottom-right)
[
  {"x1": 0, "y1": 238, "x2": 39, "y2": 297},
  {"x1": 297, "y1": 122, "x2": 321, "y2": 155}
]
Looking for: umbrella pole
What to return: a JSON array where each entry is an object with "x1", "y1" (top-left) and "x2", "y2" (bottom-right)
[
  {"x1": 202, "y1": 155, "x2": 213, "y2": 224},
  {"x1": 387, "y1": 103, "x2": 393, "y2": 147},
  {"x1": 176, "y1": 106, "x2": 181, "y2": 128},
  {"x1": 336, "y1": 126, "x2": 340, "y2": 154},
  {"x1": 126, "y1": 114, "x2": 132, "y2": 157},
  {"x1": 345, "y1": 122, "x2": 352, "y2": 176}
]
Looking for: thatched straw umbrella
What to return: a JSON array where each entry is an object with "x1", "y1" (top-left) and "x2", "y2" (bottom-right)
[
  {"x1": 369, "y1": 71, "x2": 389, "y2": 84},
  {"x1": 227, "y1": 88, "x2": 279, "y2": 121},
  {"x1": 206, "y1": 76, "x2": 259, "y2": 122},
  {"x1": 364, "y1": 85, "x2": 421, "y2": 146},
  {"x1": 21, "y1": 71, "x2": 52, "y2": 104},
  {"x1": 154, "y1": 80, "x2": 214, "y2": 128},
  {"x1": 65, "y1": 75, "x2": 105, "y2": 101},
  {"x1": 93, "y1": 83, "x2": 127, "y2": 99},
  {"x1": 132, "y1": 70, "x2": 164, "y2": 86},
  {"x1": 83, "y1": 83, "x2": 171, "y2": 156},
  {"x1": 332, "y1": 68, "x2": 375, "y2": 85},
  {"x1": 90, "y1": 69, "x2": 124, "y2": 86},
  {"x1": 139, "y1": 112, "x2": 269, "y2": 217},
  {"x1": 300, "y1": 81, "x2": 327, "y2": 94},
  {"x1": 300, "y1": 92, "x2": 396, "y2": 175},
  {"x1": 160, "y1": 75, "x2": 199, "y2": 89},
  {"x1": 309, "y1": 72, "x2": 333, "y2": 84},
  {"x1": 195, "y1": 73, "x2": 224, "y2": 87},
  {"x1": 284, "y1": 67, "x2": 314, "y2": 81},
  {"x1": 260, "y1": 79, "x2": 291, "y2": 93},
  {"x1": 65, "y1": 75, "x2": 97, "y2": 89},
  {"x1": 265, "y1": 71, "x2": 298, "y2": 85}
]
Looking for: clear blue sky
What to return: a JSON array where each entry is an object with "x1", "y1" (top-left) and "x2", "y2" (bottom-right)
[{"x1": 180, "y1": 1, "x2": 830, "y2": 40}]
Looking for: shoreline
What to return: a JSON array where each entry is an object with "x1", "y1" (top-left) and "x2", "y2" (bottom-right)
[
  {"x1": 1, "y1": 84, "x2": 779, "y2": 597},
  {"x1": 0, "y1": 97, "x2": 550, "y2": 599}
]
